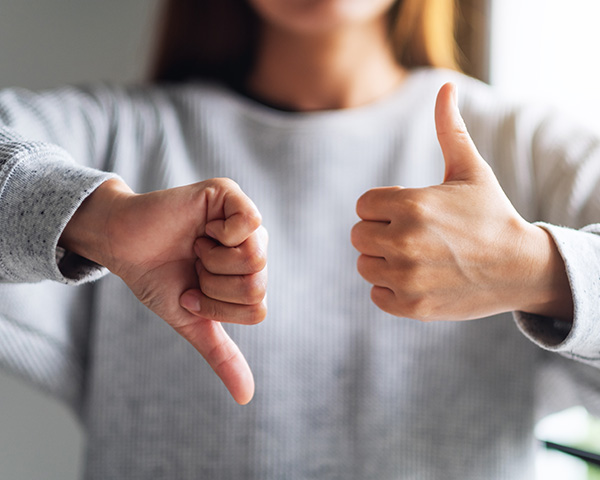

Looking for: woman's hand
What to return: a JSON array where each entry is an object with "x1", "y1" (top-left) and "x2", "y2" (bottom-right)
[
  {"x1": 61, "y1": 177, "x2": 267, "y2": 405},
  {"x1": 351, "y1": 83, "x2": 573, "y2": 322}
]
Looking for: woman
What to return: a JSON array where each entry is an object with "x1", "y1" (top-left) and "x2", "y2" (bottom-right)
[{"x1": 1, "y1": 0, "x2": 599, "y2": 478}]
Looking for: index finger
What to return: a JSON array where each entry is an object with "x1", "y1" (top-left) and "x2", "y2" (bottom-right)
[
  {"x1": 205, "y1": 180, "x2": 262, "y2": 247},
  {"x1": 195, "y1": 226, "x2": 268, "y2": 275},
  {"x1": 356, "y1": 186, "x2": 404, "y2": 222}
]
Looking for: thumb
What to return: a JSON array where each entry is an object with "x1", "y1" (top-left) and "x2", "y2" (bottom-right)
[
  {"x1": 174, "y1": 318, "x2": 255, "y2": 405},
  {"x1": 435, "y1": 82, "x2": 485, "y2": 183}
]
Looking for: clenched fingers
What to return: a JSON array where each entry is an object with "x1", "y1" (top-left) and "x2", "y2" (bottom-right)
[
  {"x1": 196, "y1": 260, "x2": 267, "y2": 305},
  {"x1": 351, "y1": 221, "x2": 390, "y2": 257},
  {"x1": 195, "y1": 226, "x2": 268, "y2": 275},
  {"x1": 180, "y1": 287, "x2": 267, "y2": 325}
]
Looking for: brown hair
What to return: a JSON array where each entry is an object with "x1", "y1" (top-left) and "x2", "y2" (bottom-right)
[{"x1": 150, "y1": 0, "x2": 459, "y2": 85}]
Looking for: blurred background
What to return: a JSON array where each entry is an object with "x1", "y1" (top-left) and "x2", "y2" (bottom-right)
[{"x1": 1, "y1": 0, "x2": 600, "y2": 478}]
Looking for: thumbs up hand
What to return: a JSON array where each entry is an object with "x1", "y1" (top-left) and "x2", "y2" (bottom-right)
[{"x1": 351, "y1": 83, "x2": 573, "y2": 321}]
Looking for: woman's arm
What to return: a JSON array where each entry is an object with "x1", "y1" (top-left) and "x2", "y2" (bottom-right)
[
  {"x1": 62, "y1": 176, "x2": 268, "y2": 405},
  {"x1": 0, "y1": 86, "x2": 268, "y2": 404},
  {"x1": 351, "y1": 83, "x2": 573, "y2": 322}
]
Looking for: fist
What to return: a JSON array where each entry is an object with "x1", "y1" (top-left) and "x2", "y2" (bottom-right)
[
  {"x1": 75, "y1": 177, "x2": 269, "y2": 404},
  {"x1": 351, "y1": 83, "x2": 569, "y2": 321}
]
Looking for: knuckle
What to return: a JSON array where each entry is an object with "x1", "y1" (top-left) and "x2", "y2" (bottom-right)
[
  {"x1": 350, "y1": 223, "x2": 364, "y2": 249},
  {"x1": 405, "y1": 296, "x2": 434, "y2": 321},
  {"x1": 370, "y1": 286, "x2": 395, "y2": 311},
  {"x1": 356, "y1": 254, "x2": 371, "y2": 278},
  {"x1": 355, "y1": 191, "x2": 370, "y2": 214},
  {"x1": 196, "y1": 242, "x2": 216, "y2": 267},
  {"x1": 242, "y1": 209, "x2": 262, "y2": 232},
  {"x1": 245, "y1": 301, "x2": 267, "y2": 325},
  {"x1": 396, "y1": 263, "x2": 427, "y2": 298},
  {"x1": 198, "y1": 266, "x2": 213, "y2": 289},
  {"x1": 243, "y1": 244, "x2": 267, "y2": 273},
  {"x1": 403, "y1": 196, "x2": 431, "y2": 224},
  {"x1": 241, "y1": 273, "x2": 267, "y2": 304},
  {"x1": 390, "y1": 234, "x2": 421, "y2": 265},
  {"x1": 213, "y1": 177, "x2": 239, "y2": 190},
  {"x1": 202, "y1": 299, "x2": 221, "y2": 321},
  {"x1": 255, "y1": 225, "x2": 269, "y2": 247}
]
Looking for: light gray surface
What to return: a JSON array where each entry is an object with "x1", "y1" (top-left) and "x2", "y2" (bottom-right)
[{"x1": 0, "y1": 1, "x2": 159, "y2": 479}]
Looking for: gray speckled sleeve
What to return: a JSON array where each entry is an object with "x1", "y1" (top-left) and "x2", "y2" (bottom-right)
[
  {"x1": 514, "y1": 223, "x2": 600, "y2": 364},
  {"x1": 0, "y1": 141, "x2": 117, "y2": 284},
  {"x1": 0, "y1": 86, "x2": 121, "y2": 284}
]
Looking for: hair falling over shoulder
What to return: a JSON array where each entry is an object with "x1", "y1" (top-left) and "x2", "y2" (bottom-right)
[{"x1": 149, "y1": 0, "x2": 459, "y2": 85}]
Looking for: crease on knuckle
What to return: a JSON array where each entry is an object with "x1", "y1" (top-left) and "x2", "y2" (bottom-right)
[
  {"x1": 356, "y1": 254, "x2": 372, "y2": 278},
  {"x1": 350, "y1": 223, "x2": 365, "y2": 250},
  {"x1": 241, "y1": 274, "x2": 266, "y2": 305},
  {"x1": 370, "y1": 286, "x2": 394, "y2": 311},
  {"x1": 245, "y1": 301, "x2": 267, "y2": 325},
  {"x1": 391, "y1": 234, "x2": 421, "y2": 266},
  {"x1": 355, "y1": 193, "x2": 370, "y2": 217},
  {"x1": 403, "y1": 196, "x2": 431, "y2": 224},
  {"x1": 202, "y1": 298, "x2": 221, "y2": 321},
  {"x1": 243, "y1": 245, "x2": 267, "y2": 273},
  {"x1": 406, "y1": 296, "x2": 434, "y2": 322}
]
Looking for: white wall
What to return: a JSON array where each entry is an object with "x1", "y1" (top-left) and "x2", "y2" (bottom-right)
[
  {"x1": 0, "y1": 1, "x2": 160, "y2": 479},
  {"x1": 489, "y1": 2, "x2": 600, "y2": 479},
  {"x1": 489, "y1": 0, "x2": 600, "y2": 131}
]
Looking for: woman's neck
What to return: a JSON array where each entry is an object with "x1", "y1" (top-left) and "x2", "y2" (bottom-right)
[{"x1": 246, "y1": 18, "x2": 406, "y2": 111}]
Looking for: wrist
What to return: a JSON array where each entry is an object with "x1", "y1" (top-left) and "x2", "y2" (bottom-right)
[
  {"x1": 515, "y1": 223, "x2": 574, "y2": 321},
  {"x1": 59, "y1": 178, "x2": 134, "y2": 270}
]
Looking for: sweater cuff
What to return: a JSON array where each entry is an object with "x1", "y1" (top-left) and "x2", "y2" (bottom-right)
[
  {"x1": 514, "y1": 222, "x2": 600, "y2": 363},
  {"x1": 0, "y1": 143, "x2": 118, "y2": 284}
]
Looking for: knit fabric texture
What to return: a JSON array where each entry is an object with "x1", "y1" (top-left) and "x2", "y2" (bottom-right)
[{"x1": 1, "y1": 68, "x2": 600, "y2": 479}]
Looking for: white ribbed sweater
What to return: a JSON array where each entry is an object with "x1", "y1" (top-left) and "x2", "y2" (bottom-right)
[{"x1": 2, "y1": 68, "x2": 600, "y2": 479}]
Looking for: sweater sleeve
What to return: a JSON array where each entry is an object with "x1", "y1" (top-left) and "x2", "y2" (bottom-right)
[
  {"x1": 514, "y1": 223, "x2": 600, "y2": 365},
  {"x1": 0, "y1": 86, "x2": 135, "y2": 408},
  {"x1": 0, "y1": 86, "x2": 121, "y2": 284},
  {"x1": 459, "y1": 76, "x2": 600, "y2": 366},
  {"x1": 509, "y1": 107, "x2": 600, "y2": 365}
]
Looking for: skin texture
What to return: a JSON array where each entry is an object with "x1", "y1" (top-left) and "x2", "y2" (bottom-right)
[
  {"x1": 60, "y1": 178, "x2": 268, "y2": 405},
  {"x1": 59, "y1": 2, "x2": 573, "y2": 404},
  {"x1": 246, "y1": 0, "x2": 406, "y2": 110},
  {"x1": 60, "y1": 0, "x2": 406, "y2": 406},
  {"x1": 246, "y1": 0, "x2": 398, "y2": 34},
  {"x1": 351, "y1": 83, "x2": 573, "y2": 321}
]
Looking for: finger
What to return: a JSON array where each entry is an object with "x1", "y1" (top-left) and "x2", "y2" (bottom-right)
[
  {"x1": 196, "y1": 260, "x2": 267, "y2": 305},
  {"x1": 434, "y1": 82, "x2": 484, "y2": 183},
  {"x1": 174, "y1": 318, "x2": 254, "y2": 405},
  {"x1": 356, "y1": 254, "x2": 391, "y2": 288},
  {"x1": 351, "y1": 220, "x2": 390, "y2": 256},
  {"x1": 195, "y1": 226, "x2": 268, "y2": 275},
  {"x1": 204, "y1": 179, "x2": 262, "y2": 247},
  {"x1": 370, "y1": 285, "x2": 397, "y2": 315},
  {"x1": 180, "y1": 287, "x2": 267, "y2": 325},
  {"x1": 356, "y1": 186, "x2": 404, "y2": 221}
]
